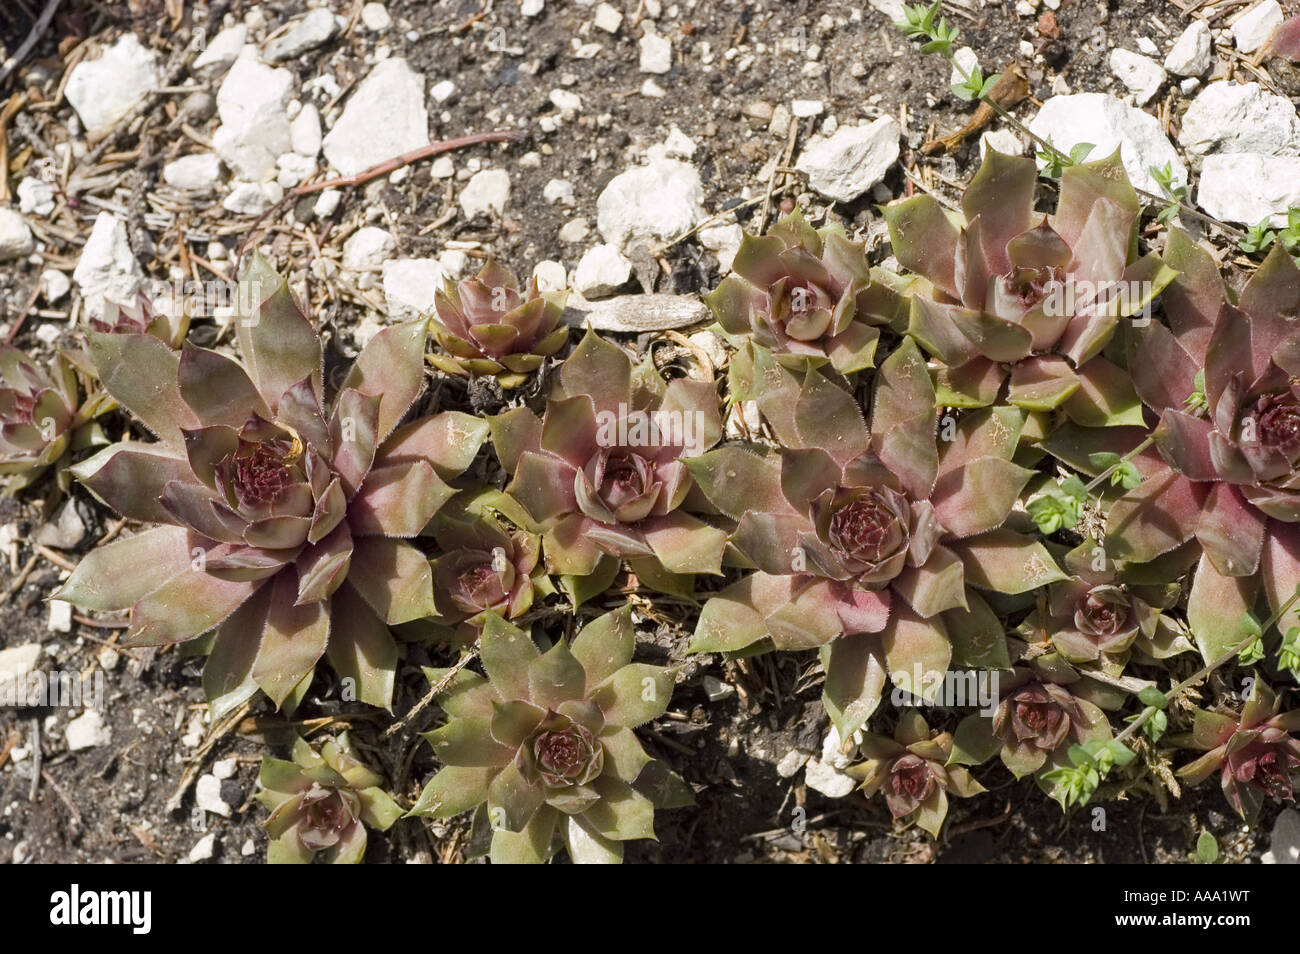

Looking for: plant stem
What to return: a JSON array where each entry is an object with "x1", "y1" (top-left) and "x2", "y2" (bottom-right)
[
  {"x1": 942, "y1": 52, "x2": 1242, "y2": 236},
  {"x1": 1116, "y1": 588, "x2": 1300, "y2": 745},
  {"x1": 381, "y1": 641, "x2": 481, "y2": 739},
  {"x1": 1082, "y1": 436, "x2": 1153, "y2": 495}
]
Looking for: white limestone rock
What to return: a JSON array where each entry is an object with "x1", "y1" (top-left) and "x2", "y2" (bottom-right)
[
  {"x1": 322, "y1": 59, "x2": 428, "y2": 178},
  {"x1": 65, "y1": 34, "x2": 159, "y2": 137},
  {"x1": 795, "y1": 117, "x2": 901, "y2": 203}
]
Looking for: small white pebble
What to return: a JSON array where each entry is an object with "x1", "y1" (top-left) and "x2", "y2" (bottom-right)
[
  {"x1": 188, "y1": 833, "x2": 217, "y2": 863},
  {"x1": 47, "y1": 599, "x2": 72, "y2": 633}
]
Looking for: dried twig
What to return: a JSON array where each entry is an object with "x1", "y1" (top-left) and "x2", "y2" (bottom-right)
[
  {"x1": 236, "y1": 129, "x2": 528, "y2": 262},
  {"x1": 0, "y1": 0, "x2": 63, "y2": 87},
  {"x1": 165, "y1": 701, "x2": 251, "y2": 813},
  {"x1": 5, "y1": 283, "x2": 41, "y2": 344},
  {"x1": 757, "y1": 118, "x2": 799, "y2": 235},
  {"x1": 0, "y1": 92, "x2": 28, "y2": 203},
  {"x1": 293, "y1": 129, "x2": 528, "y2": 195},
  {"x1": 27, "y1": 718, "x2": 40, "y2": 802},
  {"x1": 381, "y1": 642, "x2": 481, "y2": 740},
  {"x1": 0, "y1": 553, "x2": 39, "y2": 605},
  {"x1": 34, "y1": 543, "x2": 76, "y2": 572},
  {"x1": 40, "y1": 769, "x2": 83, "y2": 834}
]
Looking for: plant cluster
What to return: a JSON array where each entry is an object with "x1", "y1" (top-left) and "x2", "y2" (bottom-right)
[{"x1": 6, "y1": 18, "x2": 1300, "y2": 855}]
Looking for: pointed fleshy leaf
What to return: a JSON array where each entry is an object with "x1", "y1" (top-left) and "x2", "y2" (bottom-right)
[
  {"x1": 881, "y1": 604, "x2": 952, "y2": 702},
  {"x1": 931, "y1": 457, "x2": 1033, "y2": 539},
  {"x1": 1161, "y1": 228, "x2": 1222, "y2": 364},
  {"x1": 509, "y1": 452, "x2": 579, "y2": 524},
  {"x1": 598, "y1": 725, "x2": 653, "y2": 782},
  {"x1": 377, "y1": 411, "x2": 491, "y2": 480},
  {"x1": 490, "y1": 804, "x2": 558, "y2": 863},
  {"x1": 795, "y1": 370, "x2": 869, "y2": 465},
  {"x1": 54, "y1": 526, "x2": 193, "y2": 611},
  {"x1": 346, "y1": 536, "x2": 437, "y2": 624},
  {"x1": 425, "y1": 716, "x2": 515, "y2": 766},
  {"x1": 178, "y1": 344, "x2": 271, "y2": 428},
  {"x1": 1238, "y1": 244, "x2": 1300, "y2": 376},
  {"x1": 409, "y1": 765, "x2": 495, "y2": 819},
  {"x1": 1261, "y1": 520, "x2": 1300, "y2": 638},
  {"x1": 943, "y1": 590, "x2": 1012, "y2": 669},
  {"x1": 252, "y1": 571, "x2": 330, "y2": 707},
  {"x1": 567, "y1": 814, "x2": 624, "y2": 864},
  {"x1": 949, "y1": 713, "x2": 1001, "y2": 765},
  {"x1": 872, "y1": 337, "x2": 938, "y2": 499},
  {"x1": 127, "y1": 568, "x2": 265, "y2": 647},
  {"x1": 529, "y1": 638, "x2": 586, "y2": 710},
  {"x1": 88, "y1": 332, "x2": 198, "y2": 447},
  {"x1": 1105, "y1": 465, "x2": 1206, "y2": 565},
  {"x1": 1064, "y1": 355, "x2": 1144, "y2": 427},
  {"x1": 1054, "y1": 149, "x2": 1139, "y2": 248},
  {"x1": 480, "y1": 612, "x2": 540, "y2": 700},
  {"x1": 1128, "y1": 318, "x2": 1201, "y2": 417},
  {"x1": 884, "y1": 195, "x2": 961, "y2": 299},
  {"x1": 341, "y1": 317, "x2": 428, "y2": 441},
  {"x1": 821, "y1": 633, "x2": 887, "y2": 740},
  {"x1": 591, "y1": 664, "x2": 674, "y2": 728},
  {"x1": 764, "y1": 577, "x2": 849, "y2": 648},
  {"x1": 295, "y1": 523, "x2": 353, "y2": 605},
  {"x1": 202, "y1": 583, "x2": 272, "y2": 719},
  {"x1": 73, "y1": 443, "x2": 195, "y2": 524},
  {"x1": 689, "y1": 577, "x2": 774, "y2": 654},
  {"x1": 558, "y1": 328, "x2": 632, "y2": 413},
  {"x1": 580, "y1": 775, "x2": 656, "y2": 841},
  {"x1": 1195, "y1": 482, "x2": 1266, "y2": 577},
  {"x1": 892, "y1": 544, "x2": 969, "y2": 616},
  {"x1": 1007, "y1": 354, "x2": 1080, "y2": 411},
  {"x1": 325, "y1": 583, "x2": 399, "y2": 708},
  {"x1": 487, "y1": 758, "x2": 545, "y2": 832},
  {"x1": 351, "y1": 460, "x2": 451, "y2": 537},
  {"x1": 907, "y1": 297, "x2": 981, "y2": 367},
  {"x1": 277, "y1": 377, "x2": 332, "y2": 458},
  {"x1": 949, "y1": 306, "x2": 1034, "y2": 363},
  {"x1": 236, "y1": 253, "x2": 322, "y2": 413},
  {"x1": 488, "y1": 408, "x2": 542, "y2": 473},
  {"x1": 950, "y1": 529, "x2": 1068, "y2": 593},
  {"x1": 329, "y1": 388, "x2": 379, "y2": 498},
  {"x1": 1187, "y1": 552, "x2": 1259, "y2": 665},
  {"x1": 683, "y1": 446, "x2": 788, "y2": 521},
  {"x1": 640, "y1": 511, "x2": 728, "y2": 575},
  {"x1": 962, "y1": 150, "x2": 1037, "y2": 275},
  {"x1": 571, "y1": 605, "x2": 635, "y2": 686}
]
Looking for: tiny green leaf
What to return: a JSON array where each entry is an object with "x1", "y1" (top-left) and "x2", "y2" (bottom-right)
[
  {"x1": 1196, "y1": 831, "x2": 1219, "y2": 863},
  {"x1": 1137, "y1": 686, "x2": 1168, "y2": 710}
]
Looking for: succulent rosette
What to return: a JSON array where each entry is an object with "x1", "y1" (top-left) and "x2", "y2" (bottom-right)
[
  {"x1": 54, "y1": 254, "x2": 489, "y2": 713},
  {"x1": 1104, "y1": 234, "x2": 1300, "y2": 662},
  {"x1": 408, "y1": 606, "x2": 692, "y2": 864},
  {"x1": 952, "y1": 667, "x2": 1113, "y2": 778},
  {"x1": 0, "y1": 345, "x2": 111, "y2": 495},
  {"x1": 846, "y1": 709, "x2": 983, "y2": 837},
  {"x1": 1021, "y1": 543, "x2": 1193, "y2": 677},
  {"x1": 886, "y1": 149, "x2": 1172, "y2": 423},
  {"x1": 705, "y1": 210, "x2": 903, "y2": 376},
  {"x1": 427, "y1": 506, "x2": 548, "y2": 643},
  {"x1": 256, "y1": 733, "x2": 403, "y2": 864},
  {"x1": 1177, "y1": 678, "x2": 1300, "y2": 819},
  {"x1": 687, "y1": 338, "x2": 1067, "y2": 738},
  {"x1": 490, "y1": 329, "x2": 725, "y2": 595},
  {"x1": 428, "y1": 260, "x2": 569, "y2": 389}
]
